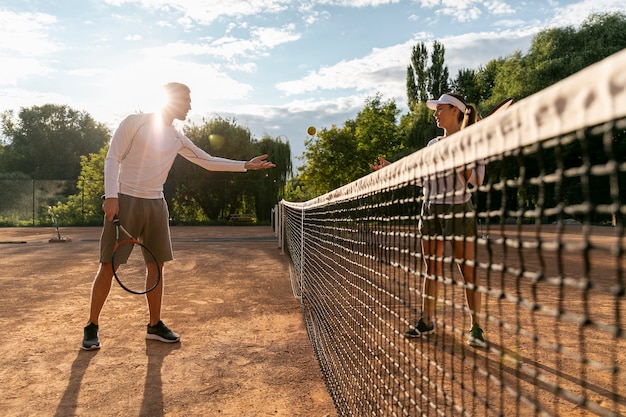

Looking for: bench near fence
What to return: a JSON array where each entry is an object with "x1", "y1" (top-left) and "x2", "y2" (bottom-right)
[{"x1": 229, "y1": 214, "x2": 255, "y2": 224}]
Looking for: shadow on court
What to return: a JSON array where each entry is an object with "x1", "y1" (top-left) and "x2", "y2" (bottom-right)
[{"x1": 54, "y1": 350, "x2": 99, "y2": 417}]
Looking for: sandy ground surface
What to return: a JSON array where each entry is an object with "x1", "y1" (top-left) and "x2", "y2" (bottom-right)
[{"x1": 0, "y1": 226, "x2": 337, "y2": 417}]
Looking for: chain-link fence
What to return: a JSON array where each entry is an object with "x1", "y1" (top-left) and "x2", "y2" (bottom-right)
[
  {"x1": 0, "y1": 178, "x2": 284, "y2": 227},
  {"x1": 0, "y1": 179, "x2": 80, "y2": 226}
]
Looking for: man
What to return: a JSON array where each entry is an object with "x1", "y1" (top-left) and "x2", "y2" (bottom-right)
[{"x1": 82, "y1": 82, "x2": 275, "y2": 350}]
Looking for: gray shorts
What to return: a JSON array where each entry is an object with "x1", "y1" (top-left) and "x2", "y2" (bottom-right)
[
  {"x1": 99, "y1": 194, "x2": 173, "y2": 263},
  {"x1": 419, "y1": 200, "x2": 477, "y2": 238}
]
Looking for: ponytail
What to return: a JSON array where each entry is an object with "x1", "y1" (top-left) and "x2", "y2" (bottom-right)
[{"x1": 460, "y1": 105, "x2": 478, "y2": 129}]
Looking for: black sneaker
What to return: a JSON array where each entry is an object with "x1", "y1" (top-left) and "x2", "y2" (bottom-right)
[
  {"x1": 405, "y1": 317, "x2": 435, "y2": 338},
  {"x1": 82, "y1": 322, "x2": 100, "y2": 350},
  {"x1": 146, "y1": 321, "x2": 180, "y2": 343},
  {"x1": 468, "y1": 323, "x2": 487, "y2": 347}
]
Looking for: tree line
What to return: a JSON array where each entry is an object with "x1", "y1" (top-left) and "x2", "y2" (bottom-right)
[{"x1": 0, "y1": 110, "x2": 291, "y2": 225}]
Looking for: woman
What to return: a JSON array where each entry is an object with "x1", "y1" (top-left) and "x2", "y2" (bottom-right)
[{"x1": 371, "y1": 93, "x2": 486, "y2": 347}]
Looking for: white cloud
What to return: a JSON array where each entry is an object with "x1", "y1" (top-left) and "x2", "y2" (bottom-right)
[
  {"x1": 417, "y1": 0, "x2": 440, "y2": 7},
  {"x1": 0, "y1": 87, "x2": 70, "y2": 112},
  {"x1": 102, "y1": 0, "x2": 292, "y2": 25},
  {"x1": 547, "y1": 0, "x2": 626, "y2": 27},
  {"x1": 0, "y1": 57, "x2": 55, "y2": 85},
  {"x1": 436, "y1": 0, "x2": 483, "y2": 22},
  {"x1": 316, "y1": 0, "x2": 401, "y2": 6},
  {"x1": 442, "y1": 27, "x2": 538, "y2": 73},
  {"x1": 484, "y1": 0, "x2": 515, "y2": 15},
  {"x1": 252, "y1": 24, "x2": 300, "y2": 49},
  {"x1": 275, "y1": 24, "x2": 537, "y2": 121},
  {"x1": 276, "y1": 40, "x2": 414, "y2": 96},
  {"x1": 0, "y1": 9, "x2": 59, "y2": 56},
  {"x1": 0, "y1": 9, "x2": 62, "y2": 85},
  {"x1": 415, "y1": 0, "x2": 517, "y2": 22},
  {"x1": 141, "y1": 24, "x2": 299, "y2": 61}
]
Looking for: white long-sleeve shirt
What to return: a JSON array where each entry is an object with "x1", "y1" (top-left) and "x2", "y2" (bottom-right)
[
  {"x1": 422, "y1": 137, "x2": 485, "y2": 204},
  {"x1": 104, "y1": 113, "x2": 247, "y2": 199}
]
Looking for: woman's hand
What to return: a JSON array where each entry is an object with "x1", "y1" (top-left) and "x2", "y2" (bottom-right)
[{"x1": 369, "y1": 157, "x2": 391, "y2": 171}]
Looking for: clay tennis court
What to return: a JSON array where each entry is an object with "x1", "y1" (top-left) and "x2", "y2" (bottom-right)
[
  {"x1": 0, "y1": 226, "x2": 337, "y2": 417},
  {"x1": 1, "y1": 223, "x2": 624, "y2": 416}
]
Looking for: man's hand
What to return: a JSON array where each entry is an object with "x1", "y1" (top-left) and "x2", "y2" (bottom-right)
[
  {"x1": 102, "y1": 197, "x2": 119, "y2": 222},
  {"x1": 244, "y1": 154, "x2": 276, "y2": 170},
  {"x1": 369, "y1": 157, "x2": 391, "y2": 171}
]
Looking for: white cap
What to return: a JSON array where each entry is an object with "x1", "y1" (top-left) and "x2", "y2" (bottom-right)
[{"x1": 426, "y1": 94, "x2": 466, "y2": 112}]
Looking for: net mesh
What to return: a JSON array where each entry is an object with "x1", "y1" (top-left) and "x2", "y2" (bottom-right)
[{"x1": 278, "y1": 49, "x2": 626, "y2": 417}]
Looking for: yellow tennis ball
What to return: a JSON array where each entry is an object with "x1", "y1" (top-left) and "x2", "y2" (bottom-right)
[{"x1": 307, "y1": 126, "x2": 316, "y2": 136}]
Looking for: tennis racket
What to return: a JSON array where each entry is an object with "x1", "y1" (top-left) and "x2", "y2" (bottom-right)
[
  {"x1": 111, "y1": 216, "x2": 161, "y2": 294},
  {"x1": 485, "y1": 97, "x2": 515, "y2": 117}
]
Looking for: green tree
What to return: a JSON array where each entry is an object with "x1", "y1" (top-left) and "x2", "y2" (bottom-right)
[
  {"x1": 0, "y1": 104, "x2": 110, "y2": 180},
  {"x1": 298, "y1": 124, "x2": 356, "y2": 196},
  {"x1": 428, "y1": 41, "x2": 449, "y2": 99},
  {"x1": 523, "y1": 12, "x2": 626, "y2": 95},
  {"x1": 250, "y1": 135, "x2": 292, "y2": 220},
  {"x1": 53, "y1": 146, "x2": 108, "y2": 225},
  {"x1": 0, "y1": 171, "x2": 33, "y2": 225},
  {"x1": 297, "y1": 95, "x2": 402, "y2": 197},
  {"x1": 284, "y1": 176, "x2": 316, "y2": 202},
  {"x1": 406, "y1": 40, "x2": 450, "y2": 104},
  {"x1": 165, "y1": 117, "x2": 256, "y2": 222},
  {"x1": 165, "y1": 116, "x2": 290, "y2": 222},
  {"x1": 397, "y1": 102, "x2": 438, "y2": 157},
  {"x1": 406, "y1": 42, "x2": 429, "y2": 109},
  {"x1": 402, "y1": 40, "x2": 450, "y2": 158},
  {"x1": 472, "y1": 59, "x2": 506, "y2": 114},
  {"x1": 450, "y1": 68, "x2": 481, "y2": 105}
]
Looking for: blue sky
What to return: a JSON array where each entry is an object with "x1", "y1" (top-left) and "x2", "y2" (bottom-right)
[{"x1": 2, "y1": 0, "x2": 625, "y2": 170}]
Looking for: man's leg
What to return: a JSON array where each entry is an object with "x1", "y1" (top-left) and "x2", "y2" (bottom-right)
[
  {"x1": 145, "y1": 262, "x2": 179, "y2": 343},
  {"x1": 88, "y1": 262, "x2": 114, "y2": 325},
  {"x1": 146, "y1": 262, "x2": 163, "y2": 326},
  {"x1": 82, "y1": 263, "x2": 114, "y2": 350}
]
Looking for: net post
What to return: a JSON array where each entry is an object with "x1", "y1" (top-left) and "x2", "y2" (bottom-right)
[
  {"x1": 279, "y1": 201, "x2": 285, "y2": 254},
  {"x1": 299, "y1": 205, "x2": 305, "y2": 296}
]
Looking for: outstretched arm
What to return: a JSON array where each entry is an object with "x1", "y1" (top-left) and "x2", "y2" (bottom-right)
[{"x1": 244, "y1": 154, "x2": 276, "y2": 170}]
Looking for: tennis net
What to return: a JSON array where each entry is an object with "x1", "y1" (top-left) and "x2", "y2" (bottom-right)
[{"x1": 278, "y1": 48, "x2": 626, "y2": 417}]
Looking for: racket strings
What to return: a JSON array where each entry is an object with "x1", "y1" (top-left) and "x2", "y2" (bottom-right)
[
  {"x1": 111, "y1": 218, "x2": 161, "y2": 294},
  {"x1": 112, "y1": 239, "x2": 160, "y2": 294}
]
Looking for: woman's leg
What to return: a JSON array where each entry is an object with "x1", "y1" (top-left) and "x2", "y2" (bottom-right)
[
  {"x1": 421, "y1": 237, "x2": 445, "y2": 325},
  {"x1": 453, "y1": 239, "x2": 481, "y2": 327}
]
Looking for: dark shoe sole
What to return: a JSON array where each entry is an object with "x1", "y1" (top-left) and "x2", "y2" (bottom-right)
[
  {"x1": 468, "y1": 337, "x2": 487, "y2": 348},
  {"x1": 405, "y1": 328, "x2": 435, "y2": 338},
  {"x1": 81, "y1": 343, "x2": 101, "y2": 351}
]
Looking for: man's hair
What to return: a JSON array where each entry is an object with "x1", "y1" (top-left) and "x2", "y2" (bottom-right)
[{"x1": 162, "y1": 82, "x2": 190, "y2": 97}]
